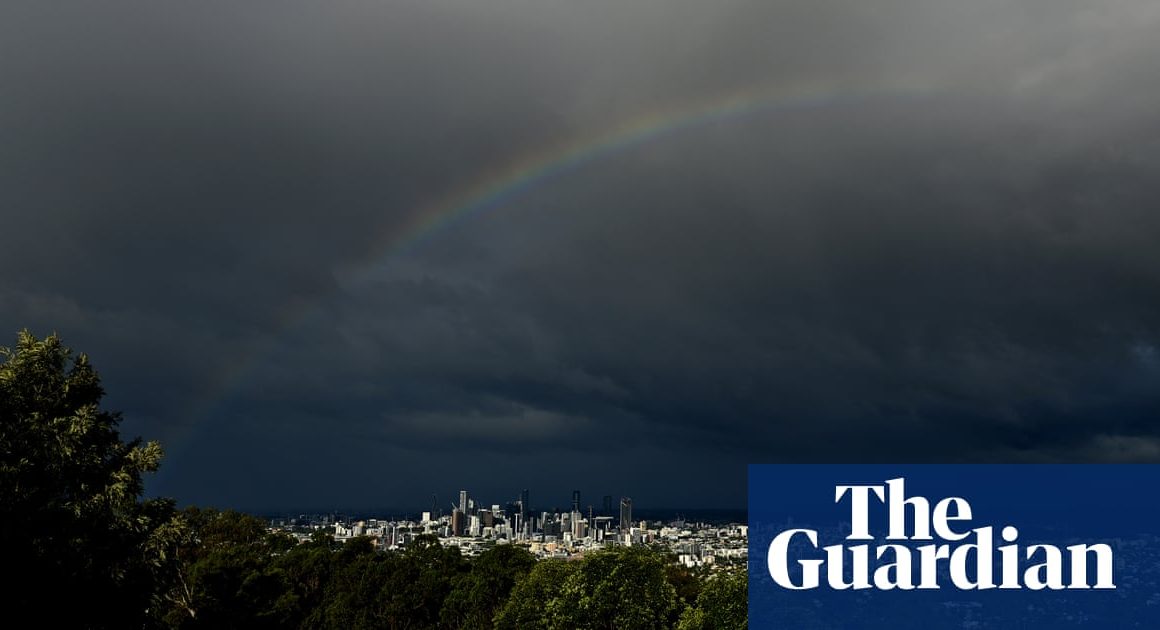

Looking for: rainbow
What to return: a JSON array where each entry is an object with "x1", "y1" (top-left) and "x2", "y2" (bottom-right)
[
  {"x1": 356, "y1": 77, "x2": 933, "y2": 269},
  {"x1": 154, "y1": 78, "x2": 937, "y2": 480}
]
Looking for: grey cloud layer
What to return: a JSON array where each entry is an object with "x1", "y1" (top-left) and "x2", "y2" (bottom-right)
[{"x1": 2, "y1": 0, "x2": 1158, "y2": 509}]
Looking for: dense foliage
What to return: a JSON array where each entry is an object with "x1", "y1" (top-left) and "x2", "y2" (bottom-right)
[
  {"x1": 1, "y1": 332, "x2": 747, "y2": 628},
  {"x1": 0, "y1": 331, "x2": 178, "y2": 628},
  {"x1": 156, "y1": 516, "x2": 747, "y2": 630}
]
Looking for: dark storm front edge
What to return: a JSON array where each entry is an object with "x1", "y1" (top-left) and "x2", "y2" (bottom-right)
[{"x1": 748, "y1": 464, "x2": 1160, "y2": 628}]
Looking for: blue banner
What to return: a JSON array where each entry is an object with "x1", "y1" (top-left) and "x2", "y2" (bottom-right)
[{"x1": 748, "y1": 465, "x2": 1160, "y2": 628}]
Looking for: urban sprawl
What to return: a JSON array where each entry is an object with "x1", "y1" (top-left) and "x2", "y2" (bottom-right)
[{"x1": 269, "y1": 490, "x2": 748, "y2": 570}]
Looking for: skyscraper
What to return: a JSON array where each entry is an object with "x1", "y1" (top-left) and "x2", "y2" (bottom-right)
[
  {"x1": 619, "y1": 497, "x2": 633, "y2": 531},
  {"x1": 451, "y1": 509, "x2": 465, "y2": 536},
  {"x1": 520, "y1": 489, "x2": 529, "y2": 518},
  {"x1": 602, "y1": 495, "x2": 613, "y2": 515},
  {"x1": 459, "y1": 490, "x2": 468, "y2": 515},
  {"x1": 572, "y1": 490, "x2": 581, "y2": 513}
]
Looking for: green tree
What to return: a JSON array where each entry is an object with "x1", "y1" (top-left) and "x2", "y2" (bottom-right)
[
  {"x1": 0, "y1": 330, "x2": 175, "y2": 628},
  {"x1": 440, "y1": 544, "x2": 537, "y2": 629},
  {"x1": 551, "y1": 546, "x2": 678, "y2": 630},
  {"x1": 303, "y1": 537, "x2": 384, "y2": 630},
  {"x1": 676, "y1": 569, "x2": 747, "y2": 630},
  {"x1": 157, "y1": 508, "x2": 297, "y2": 629},
  {"x1": 665, "y1": 557, "x2": 706, "y2": 619},
  {"x1": 264, "y1": 531, "x2": 339, "y2": 627},
  {"x1": 493, "y1": 558, "x2": 577, "y2": 630},
  {"x1": 307, "y1": 533, "x2": 468, "y2": 630},
  {"x1": 495, "y1": 547, "x2": 683, "y2": 630}
]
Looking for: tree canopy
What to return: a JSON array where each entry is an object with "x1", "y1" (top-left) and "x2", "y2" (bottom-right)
[
  {"x1": 0, "y1": 330, "x2": 176, "y2": 628},
  {"x1": 496, "y1": 546, "x2": 681, "y2": 630},
  {"x1": 676, "y1": 569, "x2": 748, "y2": 630}
]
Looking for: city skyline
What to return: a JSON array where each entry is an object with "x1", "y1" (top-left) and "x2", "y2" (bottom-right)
[{"x1": 241, "y1": 487, "x2": 737, "y2": 520}]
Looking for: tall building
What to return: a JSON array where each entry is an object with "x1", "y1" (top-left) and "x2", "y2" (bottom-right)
[
  {"x1": 520, "y1": 488, "x2": 530, "y2": 518},
  {"x1": 459, "y1": 490, "x2": 468, "y2": 515},
  {"x1": 451, "y1": 509, "x2": 466, "y2": 536},
  {"x1": 602, "y1": 495, "x2": 613, "y2": 515},
  {"x1": 620, "y1": 497, "x2": 633, "y2": 531},
  {"x1": 572, "y1": 490, "x2": 581, "y2": 513}
]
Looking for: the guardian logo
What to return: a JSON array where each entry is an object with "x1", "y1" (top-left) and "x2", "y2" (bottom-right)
[{"x1": 767, "y1": 477, "x2": 1115, "y2": 591}]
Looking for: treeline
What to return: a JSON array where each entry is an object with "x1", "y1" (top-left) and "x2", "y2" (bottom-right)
[
  {"x1": 151, "y1": 508, "x2": 746, "y2": 629},
  {"x1": 0, "y1": 331, "x2": 745, "y2": 629}
]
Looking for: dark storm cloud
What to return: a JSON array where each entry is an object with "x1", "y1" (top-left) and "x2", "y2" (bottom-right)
[{"x1": 2, "y1": 0, "x2": 1159, "y2": 509}]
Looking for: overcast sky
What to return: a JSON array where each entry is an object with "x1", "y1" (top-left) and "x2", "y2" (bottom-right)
[{"x1": 3, "y1": 0, "x2": 1159, "y2": 511}]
